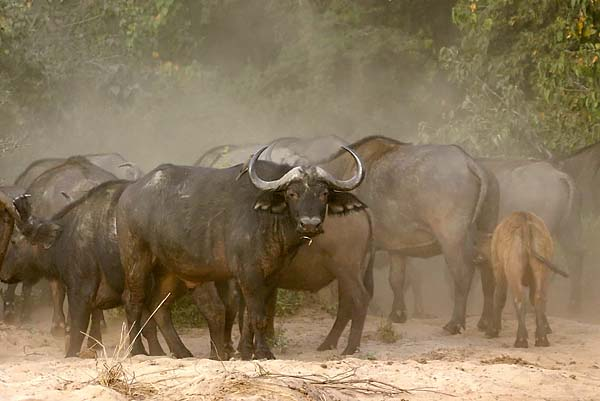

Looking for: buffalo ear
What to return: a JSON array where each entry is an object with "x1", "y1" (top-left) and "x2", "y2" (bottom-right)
[
  {"x1": 327, "y1": 192, "x2": 367, "y2": 215},
  {"x1": 30, "y1": 221, "x2": 62, "y2": 249},
  {"x1": 253, "y1": 192, "x2": 288, "y2": 214}
]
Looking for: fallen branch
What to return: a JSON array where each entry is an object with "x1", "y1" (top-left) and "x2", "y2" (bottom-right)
[{"x1": 251, "y1": 363, "x2": 456, "y2": 399}]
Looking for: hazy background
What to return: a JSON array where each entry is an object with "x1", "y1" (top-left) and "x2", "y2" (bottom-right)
[{"x1": 1, "y1": 1, "x2": 599, "y2": 321}]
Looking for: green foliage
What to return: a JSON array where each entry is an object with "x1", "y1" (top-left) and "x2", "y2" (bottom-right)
[
  {"x1": 266, "y1": 326, "x2": 289, "y2": 353},
  {"x1": 1, "y1": 0, "x2": 598, "y2": 167},
  {"x1": 275, "y1": 289, "x2": 305, "y2": 317},
  {"x1": 171, "y1": 293, "x2": 206, "y2": 329},
  {"x1": 423, "y1": 0, "x2": 600, "y2": 156}
]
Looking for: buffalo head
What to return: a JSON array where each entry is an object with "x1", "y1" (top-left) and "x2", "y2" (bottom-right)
[{"x1": 248, "y1": 146, "x2": 366, "y2": 237}]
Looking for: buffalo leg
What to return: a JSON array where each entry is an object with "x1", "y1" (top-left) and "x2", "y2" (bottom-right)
[
  {"x1": 2, "y1": 283, "x2": 18, "y2": 323},
  {"x1": 191, "y1": 282, "x2": 228, "y2": 360},
  {"x1": 532, "y1": 266, "x2": 550, "y2": 347},
  {"x1": 477, "y1": 263, "x2": 495, "y2": 331},
  {"x1": 406, "y1": 263, "x2": 427, "y2": 318},
  {"x1": 86, "y1": 309, "x2": 104, "y2": 350},
  {"x1": 509, "y1": 274, "x2": 528, "y2": 348},
  {"x1": 140, "y1": 308, "x2": 165, "y2": 356},
  {"x1": 217, "y1": 280, "x2": 238, "y2": 355},
  {"x1": 388, "y1": 252, "x2": 407, "y2": 323},
  {"x1": 565, "y1": 250, "x2": 584, "y2": 313},
  {"x1": 65, "y1": 294, "x2": 92, "y2": 357},
  {"x1": 486, "y1": 272, "x2": 506, "y2": 338},
  {"x1": 120, "y1": 233, "x2": 153, "y2": 356},
  {"x1": 20, "y1": 281, "x2": 34, "y2": 323},
  {"x1": 439, "y1": 232, "x2": 476, "y2": 334},
  {"x1": 341, "y1": 278, "x2": 371, "y2": 355},
  {"x1": 50, "y1": 280, "x2": 67, "y2": 337},
  {"x1": 238, "y1": 272, "x2": 275, "y2": 360},
  {"x1": 149, "y1": 274, "x2": 192, "y2": 358},
  {"x1": 317, "y1": 286, "x2": 351, "y2": 351},
  {"x1": 264, "y1": 289, "x2": 277, "y2": 340}
]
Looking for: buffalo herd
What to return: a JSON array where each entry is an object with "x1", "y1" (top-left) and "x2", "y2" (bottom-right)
[{"x1": 0, "y1": 136, "x2": 596, "y2": 359}]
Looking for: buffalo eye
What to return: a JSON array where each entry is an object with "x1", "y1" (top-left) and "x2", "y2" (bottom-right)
[
  {"x1": 319, "y1": 190, "x2": 329, "y2": 202},
  {"x1": 286, "y1": 190, "x2": 299, "y2": 200}
]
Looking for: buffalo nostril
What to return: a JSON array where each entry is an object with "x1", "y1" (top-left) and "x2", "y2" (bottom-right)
[{"x1": 299, "y1": 217, "x2": 322, "y2": 232}]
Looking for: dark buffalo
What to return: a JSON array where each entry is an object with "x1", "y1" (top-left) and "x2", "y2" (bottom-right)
[
  {"x1": 195, "y1": 137, "x2": 373, "y2": 355},
  {"x1": 0, "y1": 187, "x2": 30, "y2": 265},
  {"x1": 319, "y1": 136, "x2": 499, "y2": 334},
  {"x1": 15, "y1": 153, "x2": 143, "y2": 189},
  {"x1": 0, "y1": 181, "x2": 165, "y2": 357},
  {"x1": 117, "y1": 146, "x2": 365, "y2": 359},
  {"x1": 204, "y1": 207, "x2": 373, "y2": 356},
  {"x1": 5, "y1": 153, "x2": 142, "y2": 322},
  {"x1": 2, "y1": 157, "x2": 117, "y2": 333}
]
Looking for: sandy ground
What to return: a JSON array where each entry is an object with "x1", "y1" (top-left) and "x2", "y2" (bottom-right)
[{"x1": 1, "y1": 302, "x2": 599, "y2": 401}]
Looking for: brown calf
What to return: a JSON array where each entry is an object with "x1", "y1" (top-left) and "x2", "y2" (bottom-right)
[{"x1": 484, "y1": 211, "x2": 568, "y2": 348}]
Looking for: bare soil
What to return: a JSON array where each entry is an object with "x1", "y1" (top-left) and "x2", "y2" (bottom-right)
[{"x1": 1, "y1": 304, "x2": 599, "y2": 401}]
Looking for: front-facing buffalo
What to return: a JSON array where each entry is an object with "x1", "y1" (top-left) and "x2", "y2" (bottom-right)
[{"x1": 117, "y1": 146, "x2": 365, "y2": 359}]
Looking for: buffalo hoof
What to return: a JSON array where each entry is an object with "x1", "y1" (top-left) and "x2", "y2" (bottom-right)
[
  {"x1": 148, "y1": 344, "x2": 166, "y2": 357},
  {"x1": 535, "y1": 336, "x2": 550, "y2": 347},
  {"x1": 477, "y1": 317, "x2": 490, "y2": 332},
  {"x1": 51, "y1": 323, "x2": 66, "y2": 338},
  {"x1": 389, "y1": 310, "x2": 407, "y2": 324},
  {"x1": 254, "y1": 348, "x2": 276, "y2": 360},
  {"x1": 485, "y1": 329, "x2": 499, "y2": 339},
  {"x1": 171, "y1": 348, "x2": 194, "y2": 359},
  {"x1": 443, "y1": 321, "x2": 464, "y2": 335},
  {"x1": 341, "y1": 345, "x2": 359, "y2": 355},
  {"x1": 225, "y1": 342, "x2": 236, "y2": 356},
  {"x1": 544, "y1": 322, "x2": 553, "y2": 334},
  {"x1": 130, "y1": 342, "x2": 149, "y2": 356},
  {"x1": 240, "y1": 347, "x2": 253, "y2": 361},
  {"x1": 514, "y1": 338, "x2": 528, "y2": 348},
  {"x1": 317, "y1": 341, "x2": 337, "y2": 352}
]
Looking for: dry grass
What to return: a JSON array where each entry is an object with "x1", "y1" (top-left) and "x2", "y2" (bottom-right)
[
  {"x1": 375, "y1": 318, "x2": 401, "y2": 344},
  {"x1": 80, "y1": 294, "x2": 171, "y2": 399}
]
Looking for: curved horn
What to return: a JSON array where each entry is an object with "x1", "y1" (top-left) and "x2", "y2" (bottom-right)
[
  {"x1": 118, "y1": 162, "x2": 134, "y2": 168},
  {"x1": 248, "y1": 146, "x2": 305, "y2": 191},
  {"x1": 315, "y1": 146, "x2": 365, "y2": 191},
  {"x1": 0, "y1": 188, "x2": 27, "y2": 224}
]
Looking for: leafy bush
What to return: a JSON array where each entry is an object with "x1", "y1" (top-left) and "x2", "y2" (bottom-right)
[{"x1": 171, "y1": 292, "x2": 206, "y2": 329}]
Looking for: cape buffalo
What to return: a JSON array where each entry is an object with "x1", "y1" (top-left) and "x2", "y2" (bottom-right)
[
  {"x1": 553, "y1": 142, "x2": 600, "y2": 309},
  {"x1": 319, "y1": 136, "x2": 499, "y2": 334},
  {"x1": 556, "y1": 141, "x2": 600, "y2": 215},
  {"x1": 196, "y1": 137, "x2": 374, "y2": 355},
  {"x1": 194, "y1": 136, "x2": 347, "y2": 168},
  {"x1": 0, "y1": 181, "x2": 165, "y2": 357},
  {"x1": 0, "y1": 187, "x2": 30, "y2": 265},
  {"x1": 478, "y1": 159, "x2": 581, "y2": 312},
  {"x1": 484, "y1": 211, "x2": 568, "y2": 348},
  {"x1": 5, "y1": 153, "x2": 142, "y2": 322},
  {"x1": 1, "y1": 157, "x2": 117, "y2": 333},
  {"x1": 213, "y1": 207, "x2": 374, "y2": 356},
  {"x1": 117, "y1": 146, "x2": 365, "y2": 359},
  {"x1": 15, "y1": 153, "x2": 143, "y2": 189}
]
